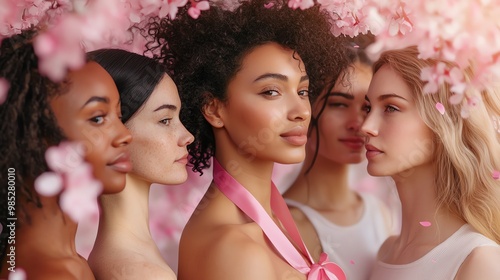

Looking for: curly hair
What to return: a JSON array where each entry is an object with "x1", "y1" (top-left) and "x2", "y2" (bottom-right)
[
  {"x1": 148, "y1": 0, "x2": 350, "y2": 174},
  {"x1": 0, "y1": 29, "x2": 65, "y2": 264}
]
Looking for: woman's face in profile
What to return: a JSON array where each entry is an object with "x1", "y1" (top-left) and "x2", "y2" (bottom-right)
[
  {"x1": 124, "y1": 75, "x2": 194, "y2": 185},
  {"x1": 50, "y1": 62, "x2": 132, "y2": 194}
]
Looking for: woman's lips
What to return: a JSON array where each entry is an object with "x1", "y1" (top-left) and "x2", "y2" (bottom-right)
[
  {"x1": 175, "y1": 154, "x2": 189, "y2": 164},
  {"x1": 365, "y1": 144, "x2": 383, "y2": 159},
  {"x1": 280, "y1": 126, "x2": 308, "y2": 146},
  {"x1": 108, "y1": 152, "x2": 132, "y2": 173},
  {"x1": 339, "y1": 138, "x2": 365, "y2": 150}
]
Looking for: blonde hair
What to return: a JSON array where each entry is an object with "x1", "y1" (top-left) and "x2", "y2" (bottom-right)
[{"x1": 373, "y1": 46, "x2": 500, "y2": 243}]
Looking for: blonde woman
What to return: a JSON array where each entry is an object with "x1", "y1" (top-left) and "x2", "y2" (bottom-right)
[{"x1": 362, "y1": 46, "x2": 500, "y2": 280}]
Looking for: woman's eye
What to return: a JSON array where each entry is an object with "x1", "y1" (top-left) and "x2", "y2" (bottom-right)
[
  {"x1": 328, "y1": 102, "x2": 347, "y2": 108},
  {"x1": 385, "y1": 105, "x2": 399, "y2": 113},
  {"x1": 90, "y1": 116, "x2": 105, "y2": 124},
  {"x1": 160, "y1": 118, "x2": 172, "y2": 125},
  {"x1": 298, "y1": 90, "x2": 309, "y2": 97},
  {"x1": 362, "y1": 104, "x2": 371, "y2": 113},
  {"x1": 261, "y1": 90, "x2": 280, "y2": 97}
]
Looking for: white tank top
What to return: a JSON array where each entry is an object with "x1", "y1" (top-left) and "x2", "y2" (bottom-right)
[
  {"x1": 285, "y1": 193, "x2": 390, "y2": 280},
  {"x1": 369, "y1": 224, "x2": 499, "y2": 280}
]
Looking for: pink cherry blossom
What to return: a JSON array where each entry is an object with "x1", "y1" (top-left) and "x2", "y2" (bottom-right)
[
  {"x1": 34, "y1": 172, "x2": 63, "y2": 196},
  {"x1": 288, "y1": 0, "x2": 314, "y2": 10},
  {"x1": 60, "y1": 179, "x2": 102, "y2": 222},
  {"x1": 45, "y1": 142, "x2": 85, "y2": 173},
  {"x1": 159, "y1": 0, "x2": 188, "y2": 19},
  {"x1": 37, "y1": 141, "x2": 103, "y2": 223},
  {"x1": 366, "y1": 0, "x2": 500, "y2": 115},
  {"x1": 8, "y1": 268, "x2": 26, "y2": 280},
  {"x1": 188, "y1": 1, "x2": 210, "y2": 19}
]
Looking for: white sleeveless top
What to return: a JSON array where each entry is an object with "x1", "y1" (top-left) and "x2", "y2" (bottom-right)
[
  {"x1": 370, "y1": 224, "x2": 499, "y2": 280},
  {"x1": 285, "y1": 193, "x2": 390, "y2": 280}
]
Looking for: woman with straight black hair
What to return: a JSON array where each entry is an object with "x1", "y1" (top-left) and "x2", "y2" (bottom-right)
[{"x1": 87, "y1": 49, "x2": 193, "y2": 280}]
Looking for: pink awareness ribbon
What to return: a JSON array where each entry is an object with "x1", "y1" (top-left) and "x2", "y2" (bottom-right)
[
  {"x1": 307, "y1": 253, "x2": 345, "y2": 280},
  {"x1": 213, "y1": 159, "x2": 346, "y2": 280}
]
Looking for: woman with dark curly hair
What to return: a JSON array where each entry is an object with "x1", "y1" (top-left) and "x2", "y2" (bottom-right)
[
  {"x1": 149, "y1": 0, "x2": 350, "y2": 279},
  {"x1": 0, "y1": 30, "x2": 132, "y2": 279}
]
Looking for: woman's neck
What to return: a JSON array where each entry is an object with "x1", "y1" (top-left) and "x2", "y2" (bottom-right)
[
  {"x1": 214, "y1": 154, "x2": 275, "y2": 215},
  {"x1": 392, "y1": 166, "x2": 464, "y2": 250},
  {"x1": 17, "y1": 195, "x2": 79, "y2": 257},
  {"x1": 284, "y1": 153, "x2": 353, "y2": 209},
  {"x1": 98, "y1": 174, "x2": 152, "y2": 241}
]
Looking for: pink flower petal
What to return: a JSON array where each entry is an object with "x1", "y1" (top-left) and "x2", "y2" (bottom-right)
[
  {"x1": 419, "y1": 221, "x2": 432, "y2": 227},
  {"x1": 60, "y1": 180, "x2": 102, "y2": 222},
  {"x1": 493, "y1": 170, "x2": 500, "y2": 180},
  {"x1": 264, "y1": 2, "x2": 274, "y2": 8},
  {"x1": 187, "y1": 7, "x2": 201, "y2": 19},
  {"x1": 350, "y1": 260, "x2": 355, "y2": 265},
  {"x1": 45, "y1": 142, "x2": 85, "y2": 173},
  {"x1": 197, "y1": 1, "x2": 210, "y2": 11},
  {"x1": 435, "y1": 102, "x2": 445, "y2": 115},
  {"x1": 0, "y1": 78, "x2": 9, "y2": 105},
  {"x1": 8, "y1": 268, "x2": 26, "y2": 280},
  {"x1": 34, "y1": 172, "x2": 63, "y2": 196}
]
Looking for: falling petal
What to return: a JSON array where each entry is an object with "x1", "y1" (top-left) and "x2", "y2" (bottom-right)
[
  {"x1": 431, "y1": 259, "x2": 437, "y2": 263},
  {"x1": 493, "y1": 170, "x2": 500, "y2": 180},
  {"x1": 435, "y1": 102, "x2": 445, "y2": 115},
  {"x1": 419, "y1": 221, "x2": 432, "y2": 227},
  {"x1": 34, "y1": 172, "x2": 63, "y2": 196},
  {"x1": 350, "y1": 260, "x2": 355, "y2": 265}
]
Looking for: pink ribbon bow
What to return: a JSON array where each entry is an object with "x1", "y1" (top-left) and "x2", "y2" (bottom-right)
[{"x1": 307, "y1": 253, "x2": 346, "y2": 280}]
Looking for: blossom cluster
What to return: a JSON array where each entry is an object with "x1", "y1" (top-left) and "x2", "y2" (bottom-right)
[
  {"x1": 34, "y1": 142, "x2": 102, "y2": 222},
  {"x1": 0, "y1": 0, "x2": 209, "y2": 82}
]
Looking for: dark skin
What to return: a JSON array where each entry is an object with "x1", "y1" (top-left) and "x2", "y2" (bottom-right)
[{"x1": 1, "y1": 62, "x2": 131, "y2": 279}]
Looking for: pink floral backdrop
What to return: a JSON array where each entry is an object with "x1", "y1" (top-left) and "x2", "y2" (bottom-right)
[{"x1": 2, "y1": 0, "x2": 499, "y2": 277}]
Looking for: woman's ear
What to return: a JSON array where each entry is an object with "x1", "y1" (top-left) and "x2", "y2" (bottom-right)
[{"x1": 202, "y1": 97, "x2": 225, "y2": 128}]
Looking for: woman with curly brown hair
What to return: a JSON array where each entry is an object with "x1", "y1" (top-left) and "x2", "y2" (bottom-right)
[
  {"x1": 149, "y1": 1, "x2": 351, "y2": 279},
  {"x1": 0, "y1": 29, "x2": 131, "y2": 279}
]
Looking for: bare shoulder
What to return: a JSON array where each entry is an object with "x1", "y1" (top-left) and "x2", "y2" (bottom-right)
[
  {"x1": 455, "y1": 245, "x2": 500, "y2": 280},
  {"x1": 179, "y1": 226, "x2": 276, "y2": 280},
  {"x1": 377, "y1": 235, "x2": 397, "y2": 260}
]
